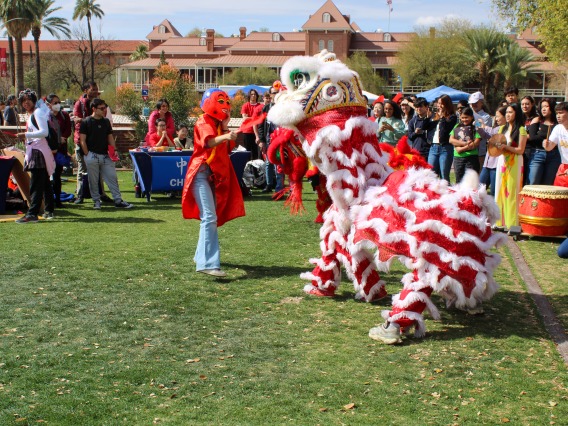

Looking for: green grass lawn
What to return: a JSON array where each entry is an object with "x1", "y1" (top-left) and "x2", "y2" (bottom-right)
[{"x1": 1, "y1": 172, "x2": 566, "y2": 425}]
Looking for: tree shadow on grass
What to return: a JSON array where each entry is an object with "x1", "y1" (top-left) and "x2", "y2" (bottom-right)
[
  {"x1": 218, "y1": 262, "x2": 565, "y2": 343},
  {"x1": 221, "y1": 262, "x2": 310, "y2": 280},
  {"x1": 55, "y1": 213, "x2": 166, "y2": 224}
]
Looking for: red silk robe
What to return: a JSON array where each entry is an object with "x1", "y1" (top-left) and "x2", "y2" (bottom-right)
[{"x1": 181, "y1": 114, "x2": 245, "y2": 226}]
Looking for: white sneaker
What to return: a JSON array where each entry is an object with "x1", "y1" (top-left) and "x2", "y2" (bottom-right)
[
  {"x1": 198, "y1": 269, "x2": 227, "y2": 278},
  {"x1": 369, "y1": 322, "x2": 402, "y2": 344},
  {"x1": 467, "y1": 304, "x2": 484, "y2": 315}
]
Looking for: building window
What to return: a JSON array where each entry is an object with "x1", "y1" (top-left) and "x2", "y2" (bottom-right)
[
  {"x1": 327, "y1": 40, "x2": 334, "y2": 52},
  {"x1": 383, "y1": 32, "x2": 392, "y2": 42},
  {"x1": 158, "y1": 25, "x2": 166, "y2": 34},
  {"x1": 318, "y1": 39, "x2": 324, "y2": 51},
  {"x1": 199, "y1": 37, "x2": 206, "y2": 46},
  {"x1": 272, "y1": 33, "x2": 281, "y2": 42},
  {"x1": 322, "y1": 12, "x2": 331, "y2": 23}
]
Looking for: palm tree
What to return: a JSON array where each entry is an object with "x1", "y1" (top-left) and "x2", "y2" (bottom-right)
[
  {"x1": 461, "y1": 27, "x2": 510, "y2": 100},
  {"x1": 72, "y1": 0, "x2": 104, "y2": 82},
  {"x1": 0, "y1": 1, "x2": 35, "y2": 94},
  {"x1": 31, "y1": 0, "x2": 71, "y2": 96},
  {"x1": 493, "y1": 43, "x2": 539, "y2": 91},
  {"x1": 129, "y1": 44, "x2": 148, "y2": 62}
]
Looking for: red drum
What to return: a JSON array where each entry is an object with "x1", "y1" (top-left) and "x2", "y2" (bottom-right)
[{"x1": 518, "y1": 185, "x2": 568, "y2": 237}]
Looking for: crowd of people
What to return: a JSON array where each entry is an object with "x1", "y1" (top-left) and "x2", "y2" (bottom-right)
[
  {"x1": 368, "y1": 86, "x2": 568, "y2": 258},
  {"x1": 9, "y1": 82, "x2": 133, "y2": 223},
  {"x1": 4, "y1": 80, "x2": 567, "y2": 259}
]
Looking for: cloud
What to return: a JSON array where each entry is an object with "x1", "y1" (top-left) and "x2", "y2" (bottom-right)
[{"x1": 415, "y1": 14, "x2": 461, "y2": 27}]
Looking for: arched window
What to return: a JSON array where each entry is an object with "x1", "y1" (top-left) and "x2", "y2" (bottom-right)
[
  {"x1": 322, "y1": 12, "x2": 331, "y2": 23},
  {"x1": 272, "y1": 33, "x2": 281, "y2": 42},
  {"x1": 318, "y1": 39, "x2": 325, "y2": 51},
  {"x1": 327, "y1": 40, "x2": 334, "y2": 52},
  {"x1": 199, "y1": 38, "x2": 206, "y2": 46},
  {"x1": 158, "y1": 25, "x2": 166, "y2": 34},
  {"x1": 383, "y1": 32, "x2": 392, "y2": 42}
]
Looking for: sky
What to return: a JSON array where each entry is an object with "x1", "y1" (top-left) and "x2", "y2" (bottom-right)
[{"x1": 38, "y1": 0, "x2": 500, "y2": 41}]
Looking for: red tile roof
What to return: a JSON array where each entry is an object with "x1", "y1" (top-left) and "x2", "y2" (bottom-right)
[
  {"x1": 0, "y1": 39, "x2": 146, "y2": 53},
  {"x1": 199, "y1": 55, "x2": 295, "y2": 67},
  {"x1": 121, "y1": 58, "x2": 202, "y2": 68},
  {"x1": 302, "y1": 0, "x2": 354, "y2": 31},
  {"x1": 228, "y1": 32, "x2": 305, "y2": 53},
  {"x1": 146, "y1": 19, "x2": 182, "y2": 40}
]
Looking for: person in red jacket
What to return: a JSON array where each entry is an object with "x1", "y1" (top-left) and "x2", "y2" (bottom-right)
[
  {"x1": 145, "y1": 99, "x2": 176, "y2": 144},
  {"x1": 181, "y1": 89, "x2": 245, "y2": 277},
  {"x1": 240, "y1": 89, "x2": 264, "y2": 159}
]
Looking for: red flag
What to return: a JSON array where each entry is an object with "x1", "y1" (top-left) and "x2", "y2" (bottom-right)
[{"x1": 0, "y1": 48, "x2": 7, "y2": 78}]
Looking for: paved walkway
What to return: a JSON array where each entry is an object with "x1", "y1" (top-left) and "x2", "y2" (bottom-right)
[{"x1": 507, "y1": 237, "x2": 568, "y2": 365}]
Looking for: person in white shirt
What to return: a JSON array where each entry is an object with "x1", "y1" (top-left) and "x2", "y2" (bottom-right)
[
  {"x1": 469, "y1": 92, "x2": 493, "y2": 164},
  {"x1": 544, "y1": 101, "x2": 568, "y2": 187}
]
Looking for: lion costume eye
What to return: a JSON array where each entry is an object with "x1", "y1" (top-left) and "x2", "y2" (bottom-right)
[{"x1": 290, "y1": 71, "x2": 310, "y2": 90}]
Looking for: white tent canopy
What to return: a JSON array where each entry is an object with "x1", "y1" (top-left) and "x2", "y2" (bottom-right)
[{"x1": 362, "y1": 90, "x2": 379, "y2": 104}]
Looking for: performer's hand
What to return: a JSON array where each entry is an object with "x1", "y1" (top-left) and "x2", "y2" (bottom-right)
[
  {"x1": 226, "y1": 131, "x2": 237, "y2": 141},
  {"x1": 543, "y1": 139, "x2": 549, "y2": 149}
]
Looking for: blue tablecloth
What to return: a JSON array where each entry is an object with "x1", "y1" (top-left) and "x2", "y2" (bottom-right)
[
  {"x1": 0, "y1": 157, "x2": 16, "y2": 214},
  {"x1": 129, "y1": 150, "x2": 251, "y2": 201}
]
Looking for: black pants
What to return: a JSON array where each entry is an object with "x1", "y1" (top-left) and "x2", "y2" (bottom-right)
[
  {"x1": 28, "y1": 168, "x2": 54, "y2": 216},
  {"x1": 243, "y1": 133, "x2": 260, "y2": 160},
  {"x1": 453, "y1": 155, "x2": 480, "y2": 184}
]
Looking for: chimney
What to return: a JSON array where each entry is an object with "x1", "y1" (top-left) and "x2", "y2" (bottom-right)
[
  {"x1": 206, "y1": 29, "x2": 215, "y2": 52},
  {"x1": 239, "y1": 27, "x2": 246, "y2": 40},
  {"x1": 429, "y1": 27, "x2": 436, "y2": 38}
]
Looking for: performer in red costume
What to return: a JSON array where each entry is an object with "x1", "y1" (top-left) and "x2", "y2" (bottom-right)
[
  {"x1": 268, "y1": 50, "x2": 505, "y2": 344},
  {"x1": 181, "y1": 89, "x2": 245, "y2": 277}
]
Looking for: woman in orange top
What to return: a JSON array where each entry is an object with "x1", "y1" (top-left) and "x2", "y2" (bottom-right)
[{"x1": 181, "y1": 89, "x2": 245, "y2": 277}]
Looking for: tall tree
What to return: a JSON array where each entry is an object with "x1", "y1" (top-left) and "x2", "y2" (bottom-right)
[
  {"x1": 46, "y1": 25, "x2": 117, "y2": 92},
  {"x1": 72, "y1": 0, "x2": 104, "y2": 82},
  {"x1": 492, "y1": 43, "x2": 538, "y2": 92},
  {"x1": 461, "y1": 27, "x2": 510, "y2": 103},
  {"x1": 129, "y1": 44, "x2": 148, "y2": 62},
  {"x1": 491, "y1": 0, "x2": 568, "y2": 63},
  {"x1": 346, "y1": 51, "x2": 387, "y2": 95},
  {"x1": 394, "y1": 19, "x2": 476, "y2": 90},
  {"x1": 0, "y1": 1, "x2": 35, "y2": 93},
  {"x1": 31, "y1": 0, "x2": 71, "y2": 96}
]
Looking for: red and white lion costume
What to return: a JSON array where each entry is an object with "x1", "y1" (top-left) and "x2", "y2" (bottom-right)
[{"x1": 268, "y1": 51, "x2": 506, "y2": 344}]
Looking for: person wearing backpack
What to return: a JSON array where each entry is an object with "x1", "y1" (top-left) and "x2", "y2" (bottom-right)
[
  {"x1": 46, "y1": 94, "x2": 72, "y2": 208},
  {"x1": 15, "y1": 89, "x2": 56, "y2": 223}
]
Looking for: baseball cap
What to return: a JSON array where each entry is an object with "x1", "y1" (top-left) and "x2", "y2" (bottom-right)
[{"x1": 468, "y1": 91, "x2": 484, "y2": 104}]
